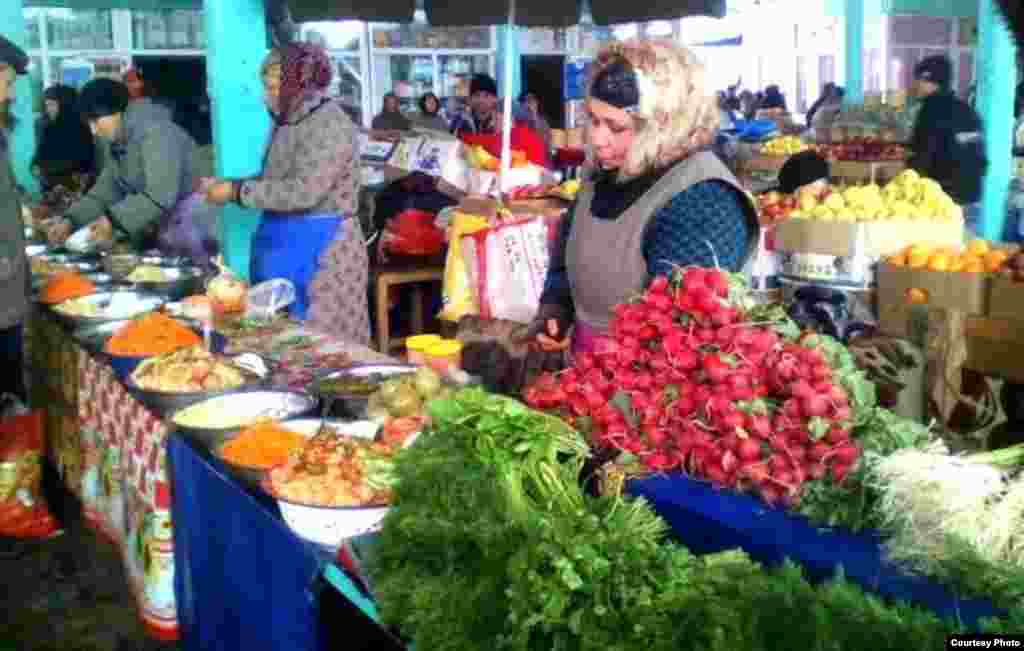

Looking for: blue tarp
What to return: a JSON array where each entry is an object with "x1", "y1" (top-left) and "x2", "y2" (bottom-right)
[{"x1": 627, "y1": 473, "x2": 1002, "y2": 628}]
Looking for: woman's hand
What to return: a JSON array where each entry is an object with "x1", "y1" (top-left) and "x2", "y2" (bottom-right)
[
  {"x1": 204, "y1": 180, "x2": 237, "y2": 205},
  {"x1": 89, "y1": 216, "x2": 113, "y2": 243},
  {"x1": 46, "y1": 218, "x2": 72, "y2": 245}
]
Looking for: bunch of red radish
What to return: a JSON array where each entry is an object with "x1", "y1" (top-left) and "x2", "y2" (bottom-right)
[{"x1": 523, "y1": 267, "x2": 861, "y2": 508}]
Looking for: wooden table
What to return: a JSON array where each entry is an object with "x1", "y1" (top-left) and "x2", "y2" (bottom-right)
[{"x1": 372, "y1": 260, "x2": 444, "y2": 354}]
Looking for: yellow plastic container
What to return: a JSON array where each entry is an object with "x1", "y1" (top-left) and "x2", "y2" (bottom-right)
[
  {"x1": 406, "y1": 334, "x2": 443, "y2": 365},
  {"x1": 425, "y1": 339, "x2": 463, "y2": 375}
]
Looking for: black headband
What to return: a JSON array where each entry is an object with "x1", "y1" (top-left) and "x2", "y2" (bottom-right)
[{"x1": 591, "y1": 60, "x2": 640, "y2": 113}]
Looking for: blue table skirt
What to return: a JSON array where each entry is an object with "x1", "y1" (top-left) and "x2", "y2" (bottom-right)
[
  {"x1": 627, "y1": 473, "x2": 1001, "y2": 628},
  {"x1": 167, "y1": 433, "x2": 383, "y2": 651}
]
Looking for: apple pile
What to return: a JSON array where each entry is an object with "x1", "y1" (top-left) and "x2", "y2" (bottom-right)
[
  {"x1": 522, "y1": 267, "x2": 862, "y2": 508},
  {"x1": 999, "y1": 250, "x2": 1024, "y2": 282},
  {"x1": 756, "y1": 186, "x2": 832, "y2": 224},
  {"x1": 813, "y1": 138, "x2": 906, "y2": 162}
]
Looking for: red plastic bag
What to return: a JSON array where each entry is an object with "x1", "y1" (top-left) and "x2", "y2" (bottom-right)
[
  {"x1": 0, "y1": 411, "x2": 62, "y2": 539},
  {"x1": 385, "y1": 209, "x2": 446, "y2": 257}
]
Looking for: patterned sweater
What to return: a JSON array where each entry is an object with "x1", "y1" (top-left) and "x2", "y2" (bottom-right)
[{"x1": 541, "y1": 177, "x2": 754, "y2": 313}]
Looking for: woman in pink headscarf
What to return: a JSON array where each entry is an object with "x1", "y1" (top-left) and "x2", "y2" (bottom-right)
[{"x1": 204, "y1": 43, "x2": 370, "y2": 344}]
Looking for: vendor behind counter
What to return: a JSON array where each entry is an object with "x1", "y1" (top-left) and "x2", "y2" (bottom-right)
[{"x1": 46, "y1": 79, "x2": 211, "y2": 252}]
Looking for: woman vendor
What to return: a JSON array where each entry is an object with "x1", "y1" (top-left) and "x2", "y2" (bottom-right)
[
  {"x1": 45, "y1": 78, "x2": 203, "y2": 250},
  {"x1": 32, "y1": 84, "x2": 95, "y2": 192},
  {"x1": 464, "y1": 39, "x2": 758, "y2": 394},
  {"x1": 202, "y1": 43, "x2": 370, "y2": 345}
]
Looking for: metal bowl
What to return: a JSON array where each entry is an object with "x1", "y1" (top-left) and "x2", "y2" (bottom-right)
[
  {"x1": 25, "y1": 244, "x2": 48, "y2": 257},
  {"x1": 74, "y1": 319, "x2": 229, "y2": 381},
  {"x1": 170, "y1": 390, "x2": 318, "y2": 450},
  {"x1": 125, "y1": 357, "x2": 262, "y2": 415},
  {"x1": 311, "y1": 363, "x2": 417, "y2": 419},
  {"x1": 123, "y1": 266, "x2": 205, "y2": 300},
  {"x1": 49, "y1": 290, "x2": 165, "y2": 327}
]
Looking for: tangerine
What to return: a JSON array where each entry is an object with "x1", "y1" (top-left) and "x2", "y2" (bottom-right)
[
  {"x1": 966, "y1": 239, "x2": 991, "y2": 257},
  {"x1": 948, "y1": 256, "x2": 966, "y2": 272},
  {"x1": 905, "y1": 288, "x2": 929, "y2": 304},
  {"x1": 926, "y1": 253, "x2": 951, "y2": 272},
  {"x1": 907, "y1": 252, "x2": 930, "y2": 268},
  {"x1": 985, "y1": 249, "x2": 1010, "y2": 272},
  {"x1": 964, "y1": 258, "x2": 986, "y2": 273}
]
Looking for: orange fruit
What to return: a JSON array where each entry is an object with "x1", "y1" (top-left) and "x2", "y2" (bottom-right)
[
  {"x1": 985, "y1": 249, "x2": 1010, "y2": 272},
  {"x1": 887, "y1": 254, "x2": 907, "y2": 266},
  {"x1": 948, "y1": 256, "x2": 966, "y2": 272},
  {"x1": 907, "y1": 243, "x2": 933, "y2": 260},
  {"x1": 966, "y1": 239, "x2": 990, "y2": 257},
  {"x1": 905, "y1": 288, "x2": 929, "y2": 304},
  {"x1": 926, "y1": 253, "x2": 950, "y2": 272},
  {"x1": 907, "y1": 252, "x2": 930, "y2": 268},
  {"x1": 964, "y1": 258, "x2": 986, "y2": 273}
]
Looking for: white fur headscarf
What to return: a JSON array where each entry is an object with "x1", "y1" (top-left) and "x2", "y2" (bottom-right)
[{"x1": 588, "y1": 39, "x2": 720, "y2": 182}]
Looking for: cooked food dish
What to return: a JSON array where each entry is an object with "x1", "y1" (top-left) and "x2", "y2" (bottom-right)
[
  {"x1": 105, "y1": 313, "x2": 201, "y2": 357},
  {"x1": 219, "y1": 422, "x2": 307, "y2": 470},
  {"x1": 267, "y1": 423, "x2": 410, "y2": 507},
  {"x1": 126, "y1": 265, "x2": 169, "y2": 282},
  {"x1": 131, "y1": 345, "x2": 247, "y2": 393}
]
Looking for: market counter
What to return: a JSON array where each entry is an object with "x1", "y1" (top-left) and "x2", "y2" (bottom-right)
[{"x1": 26, "y1": 309, "x2": 391, "y2": 641}]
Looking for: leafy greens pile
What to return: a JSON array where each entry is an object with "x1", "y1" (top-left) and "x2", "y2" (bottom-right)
[{"x1": 371, "y1": 387, "x2": 999, "y2": 650}]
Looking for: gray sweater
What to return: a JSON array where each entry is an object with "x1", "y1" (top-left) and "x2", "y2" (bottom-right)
[
  {"x1": 0, "y1": 130, "x2": 29, "y2": 330},
  {"x1": 66, "y1": 98, "x2": 201, "y2": 241}
]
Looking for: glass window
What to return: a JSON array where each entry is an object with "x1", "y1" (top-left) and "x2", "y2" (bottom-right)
[
  {"x1": 300, "y1": 22, "x2": 362, "y2": 51},
  {"x1": 333, "y1": 56, "x2": 364, "y2": 125},
  {"x1": 23, "y1": 9, "x2": 42, "y2": 50},
  {"x1": 132, "y1": 10, "x2": 205, "y2": 50},
  {"x1": 519, "y1": 28, "x2": 570, "y2": 52},
  {"x1": 642, "y1": 21, "x2": 674, "y2": 38},
  {"x1": 28, "y1": 57, "x2": 44, "y2": 116},
  {"x1": 373, "y1": 54, "x2": 434, "y2": 115},
  {"x1": 371, "y1": 24, "x2": 490, "y2": 50},
  {"x1": 48, "y1": 56, "x2": 127, "y2": 90},
  {"x1": 45, "y1": 10, "x2": 114, "y2": 51},
  {"x1": 438, "y1": 55, "x2": 489, "y2": 101}
]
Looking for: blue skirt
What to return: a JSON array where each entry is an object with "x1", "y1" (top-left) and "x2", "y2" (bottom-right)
[{"x1": 250, "y1": 212, "x2": 345, "y2": 321}]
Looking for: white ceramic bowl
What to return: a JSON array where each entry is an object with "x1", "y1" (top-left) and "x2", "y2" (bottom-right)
[{"x1": 263, "y1": 419, "x2": 391, "y2": 550}]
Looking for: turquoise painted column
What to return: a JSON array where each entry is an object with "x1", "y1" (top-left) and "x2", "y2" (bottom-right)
[
  {"x1": 844, "y1": 0, "x2": 865, "y2": 106},
  {"x1": 977, "y1": 0, "x2": 1017, "y2": 241},
  {"x1": 204, "y1": 0, "x2": 271, "y2": 279},
  {"x1": 495, "y1": 26, "x2": 522, "y2": 102},
  {"x1": 0, "y1": 0, "x2": 38, "y2": 195}
]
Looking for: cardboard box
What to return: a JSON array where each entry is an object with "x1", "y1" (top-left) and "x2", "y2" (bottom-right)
[
  {"x1": 876, "y1": 262, "x2": 988, "y2": 337},
  {"x1": 830, "y1": 159, "x2": 905, "y2": 185},
  {"x1": 964, "y1": 315, "x2": 1024, "y2": 383},
  {"x1": 773, "y1": 219, "x2": 963, "y2": 259},
  {"x1": 987, "y1": 275, "x2": 1024, "y2": 321}
]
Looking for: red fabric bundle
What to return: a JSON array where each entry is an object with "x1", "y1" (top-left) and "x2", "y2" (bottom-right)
[
  {"x1": 385, "y1": 209, "x2": 446, "y2": 256},
  {"x1": 460, "y1": 122, "x2": 551, "y2": 169},
  {"x1": 0, "y1": 411, "x2": 62, "y2": 539}
]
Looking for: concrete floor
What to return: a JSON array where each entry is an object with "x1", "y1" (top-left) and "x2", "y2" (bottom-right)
[{"x1": 0, "y1": 493, "x2": 180, "y2": 651}]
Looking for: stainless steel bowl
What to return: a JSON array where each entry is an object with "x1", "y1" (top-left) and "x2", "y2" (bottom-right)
[
  {"x1": 49, "y1": 290, "x2": 165, "y2": 327},
  {"x1": 125, "y1": 367, "x2": 266, "y2": 416},
  {"x1": 123, "y1": 266, "x2": 205, "y2": 300},
  {"x1": 311, "y1": 363, "x2": 416, "y2": 419},
  {"x1": 171, "y1": 390, "x2": 318, "y2": 450}
]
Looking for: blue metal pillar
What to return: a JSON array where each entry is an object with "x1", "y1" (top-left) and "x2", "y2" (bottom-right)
[
  {"x1": 977, "y1": 0, "x2": 1017, "y2": 241},
  {"x1": 495, "y1": 26, "x2": 522, "y2": 102},
  {"x1": 0, "y1": 0, "x2": 38, "y2": 195},
  {"x1": 844, "y1": 0, "x2": 865, "y2": 106},
  {"x1": 204, "y1": 0, "x2": 271, "y2": 278}
]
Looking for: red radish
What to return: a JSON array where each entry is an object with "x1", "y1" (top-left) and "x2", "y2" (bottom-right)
[
  {"x1": 831, "y1": 463, "x2": 853, "y2": 483},
  {"x1": 760, "y1": 486, "x2": 782, "y2": 505},
  {"x1": 825, "y1": 427, "x2": 850, "y2": 445},
  {"x1": 721, "y1": 450, "x2": 739, "y2": 473},
  {"x1": 683, "y1": 268, "x2": 708, "y2": 292},
  {"x1": 802, "y1": 395, "x2": 829, "y2": 418},
  {"x1": 832, "y1": 405, "x2": 852, "y2": 422},
  {"x1": 742, "y1": 463, "x2": 769, "y2": 483},
  {"x1": 789, "y1": 379, "x2": 815, "y2": 400},
  {"x1": 648, "y1": 275, "x2": 670, "y2": 295},
  {"x1": 737, "y1": 439, "x2": 762, "y2": 462},
  {"x1": 747, "y1": 414, "x2": 772, "y2": 440},
  {"x1": 721, "y1": 411, "x2": 746, "y2": 433},
  {"x1": 769, "y1": 455, "x2": 790, "y2": 474},
  {"x1": 826, "y1": 443, "x2": 860, "y2": 466},
  {"x1": 809, "y1": 442, "x2": 831, "y2": 462},
  {"x1": 673, "y1": 348, "x2": 699, "y2": 371},
  {"x1": 702, "y1": 354, "x2": 732, "y2": 384},
  {"x1": 807, "y1": 463, "x2": 826, "y2": 480},
  {"x1": 704, "y1": 465, "x2": 729, "y2": 486}
]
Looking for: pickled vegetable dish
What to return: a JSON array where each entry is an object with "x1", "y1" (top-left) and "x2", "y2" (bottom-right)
[
  {"x1": 219, "y1": 422, "x2": 306, "y2": 470},
  {"x1": 267, "y1": 423, "x2": 412, "y2": 507}
]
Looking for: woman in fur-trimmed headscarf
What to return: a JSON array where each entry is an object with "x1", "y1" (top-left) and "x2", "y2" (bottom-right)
[
  {"x1": 462, "y1": 39, "x2": 760, "y2": 393},
  {"x1": 203, "y1": 42, "x2": 370, "y2": 344}
]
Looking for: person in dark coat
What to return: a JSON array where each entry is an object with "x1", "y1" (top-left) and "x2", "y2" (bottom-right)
[
  {"x1": 0, "y1": 36, "x2": 30, "y2": 402},
  {"x1": 32, "y1": 85, "x2": 96, "y2": 192},
  {"x1": 760, "y1": 85, "x2": 787, "y2": 111},
  {"x1": 908, "y1": 56, "x2": 987, "y2": 213},
  {"x1": 46, "y1": 78, "x2": 204, "y2": 250}
]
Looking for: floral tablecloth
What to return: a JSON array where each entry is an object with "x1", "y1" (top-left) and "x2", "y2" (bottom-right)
[{"x1": 36, "y1": 314, "x2": 389, "y2": 641}]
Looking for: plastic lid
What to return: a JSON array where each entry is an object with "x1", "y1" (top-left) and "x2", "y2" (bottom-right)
[
  {"x1": 426, "y1": 340, "x2": 463, "y2": 356},
  {"x1": 407, "y1": 334, "x2": 443, "y2": 351}
]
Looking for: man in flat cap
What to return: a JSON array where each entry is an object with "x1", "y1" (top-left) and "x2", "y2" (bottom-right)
[{"x1": 0, "y1": 34, "x2": 31, "y2": 401}]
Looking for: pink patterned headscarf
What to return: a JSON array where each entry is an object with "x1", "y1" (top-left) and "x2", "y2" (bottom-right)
[{"x1": 264, "y1": 42, "x2": 333, "y2": 122}]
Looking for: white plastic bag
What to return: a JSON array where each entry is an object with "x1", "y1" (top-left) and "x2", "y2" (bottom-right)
[
  {"x1": 463, "y1": 216, "x2": 552, "y2": 324},
  {"x1": 245, "y1": 279, "x2": 296, "y2": 321}
]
